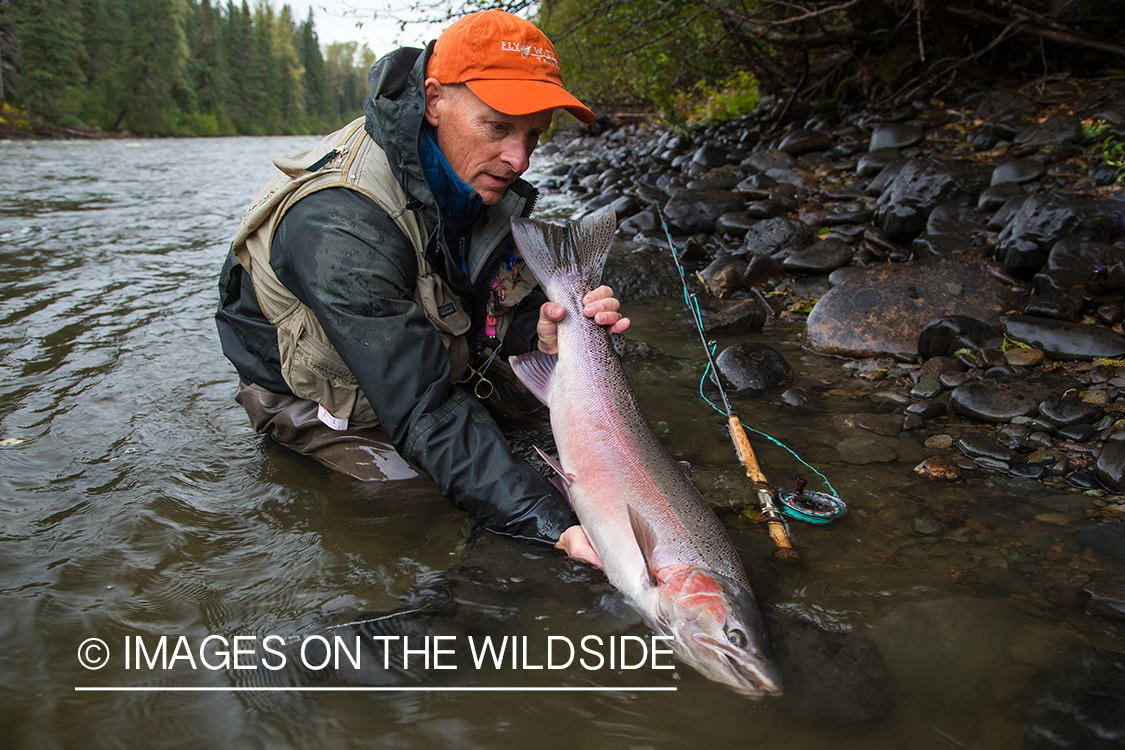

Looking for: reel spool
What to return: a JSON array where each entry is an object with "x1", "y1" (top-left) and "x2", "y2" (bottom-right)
[{"x1": 777, "y1": 479, "x2": 847, "y2": 525}]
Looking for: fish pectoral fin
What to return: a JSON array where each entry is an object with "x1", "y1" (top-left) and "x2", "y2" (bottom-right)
[
  {"x1": 534, "y1": 446, "x2": 575, "y2": 488},
  {"x1": 509, "y1": 351, "x2": 556, "y2": 407},
  {"x1": 627, "y1": 505, "x2": 660, "y2": 588}
]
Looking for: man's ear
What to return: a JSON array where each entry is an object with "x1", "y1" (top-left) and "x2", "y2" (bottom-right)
[{"x1": 423, "y1": 78, "x2": 443, "y2": 127}]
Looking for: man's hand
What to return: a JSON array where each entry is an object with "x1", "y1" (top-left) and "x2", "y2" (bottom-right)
[
  {"x1": 555, "y1": 525, "x2": 603, "y2": 569},
  {"x1": 537, "y1": 285, "x2": 630, "y2": 355}
]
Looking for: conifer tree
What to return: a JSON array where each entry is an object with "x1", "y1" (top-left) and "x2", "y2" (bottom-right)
[{"x1": 16, "y1": 0, "x2": 86, "y2": 123}]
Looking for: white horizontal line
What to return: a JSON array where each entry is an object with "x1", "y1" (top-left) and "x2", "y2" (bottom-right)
[{"x1": 75, "y1": 686, "x2": 676, "y2": 693}]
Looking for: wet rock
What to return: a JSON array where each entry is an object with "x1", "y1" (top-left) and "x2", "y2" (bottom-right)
[
  {"x1": 715, "y1": 211, "x2": 757, "y2": 237},
  {"x1": 1002, "y1": 314, "x2": 1125, "y2": 361},
  {"x1": 914, "y1": 455, "x2": 962, "y2": 479},
  {"x1": 874, "y1": 159, "x2": 991, "y2": 243},
  {"x1": 950, "y1": 371, "x2": 1079, "y2": 423},
  {"x1": 699, "y1": 255, "x2": 748, "y2": 297},
  {"x1": 782, "y1": 238, "x2": 853, "y2": 275},
  {"x1": 1039, "y1": 398, "x2": 1104, "y2": 428},
  {"x1": 990, "y1": 158, "x2": 1046, "y2": 186},
  {"x1": 745, "y1": 199, "x2": 788, "y2": 220},
  {"x1": 743, "y1": 149, "x2": 797, "y2": 174},
  {"x1": 911, "y1": 234, "x2": 972, "y2": 258},
  {"x1": 736, "y1": 173, "x2": 779, "y2": 192},
  {"x1": 865, "y1": 161, "x2": 905, "y2": 197},
  {"x1": 662, "y1": 188, "x2": 745, "y2": 234},
  {"x1": 1004, "y1": 347, "x2": 1045, "y2": 368},
  {"x1": 978, "y1": 182, "x2": 1025, "y2": 212},
  {"x1": 742, "y1": 254, "x2": 788, "y2": 289},
  {"x1": 1057, "y1": 423, "x2": 1096, "y2": 443},
  {"x1": 1097, "y1": 302, "x2": 1125, "y2": 327},
  {"x1": 1047, "y1": 238, "x2": 1124, "y2": 278},
  {"x1": 617, "y1": 206, "x2": 661, "y2": 236},
  {"x1": 1095, "y1": 442, "x2": 1125, "y2": 492},
  {"x1": 855, "y1": 413, "x2": 904, "y2": 437},
  {"x1": 1084, "y1": 577, "x2": 1125, "y2": 620},
  {"x1": 741, "y1": 217, "x2": 816, "y2": 258},
  {"x1": 870, "y1": 123, "x2": 925, "y2": 151},
  {"x1": 691, "y1": 144, "x2": 730, "y2": 169},
  {"x1": 959, "y1": 433, "x2": 1017, "y2": 465},
  {"x1": 602, "y1": 248, "x2": 686, "y2": 301},
  {"x1": 700, "y1": 298, "x2": 769, "y2": 334},
  {"x1": 1009, "y1": 462, "x2": 1049, "y2": 479},
  {"x1": 769, "y1": 614, "x2": 893, "y2": 725},
  {"x1": 1013, "y1": 113, "x2": 1081, "y2": 152},
  {"x1": 857, "y1": 148, "x2": 903, "y2": 178},
  {"x1": 925, "y1": 204, "x2": 989, "y2": 237},
  {"x1": 836, "y1": 435, "x2": 898, "y2": 464},
  {"x1": 779, "y1": 129, "x2": 834, "y2": 156},
  {"x1": 997, "y1": 194, "x2": 1117, "y2": 275},
  {"x1": 1069, "y1": 471, "x2": 1105, "y2": 491},
  {"x1": 806, "y1": 252, "x2": 1017, "y2": 360},
  {"x1": 1077, "y1": 523, "x2": 1125, "y2": 564},
  {"x1": 715, "y1": 343, "x2": 797, "y2": 395},
  {"x1": 917, "y1": 315, "x2": 1005, "y2": 359},
  {"x1": 988, "y1": 194, "x2": 1029, "y2": 231}
]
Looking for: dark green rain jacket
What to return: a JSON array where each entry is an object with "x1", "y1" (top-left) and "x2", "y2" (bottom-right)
[{"x1": 216, "y1": 43, "x2": 577, "y2": 544}]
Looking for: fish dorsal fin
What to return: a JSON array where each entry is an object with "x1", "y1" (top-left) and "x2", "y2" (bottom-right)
[
  {"x1": 509, "y1": 351, "x2": 556, "y2": 407},
  {"x1": 627, "y1": 505, "x2": 660, "y2": 588}
]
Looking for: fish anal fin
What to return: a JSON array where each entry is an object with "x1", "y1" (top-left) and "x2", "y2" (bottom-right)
[
  {"x1": 627, "y1": 505, "x2": 660, "y2": 588},
  {"x1": 509, "y1": 351, "x2": 556, "y2": 407}
]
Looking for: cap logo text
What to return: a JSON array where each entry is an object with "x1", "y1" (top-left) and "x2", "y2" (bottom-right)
[{"x1": 499, "y1": 40, "x2": 559, "y2": 68}]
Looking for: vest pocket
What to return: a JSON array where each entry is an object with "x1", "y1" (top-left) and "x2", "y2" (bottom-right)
[{"x1": 276, "y1": 310, "x2": 378, "y2": 426}]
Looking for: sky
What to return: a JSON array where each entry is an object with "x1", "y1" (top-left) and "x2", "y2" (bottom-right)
[{"x1": 294, "y1": 1, "x2": 455, "y2": 57}]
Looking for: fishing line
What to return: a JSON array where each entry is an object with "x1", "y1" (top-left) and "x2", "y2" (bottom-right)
[{"x1": 656, "y1": 206, "x2": 842, "y2": 520}]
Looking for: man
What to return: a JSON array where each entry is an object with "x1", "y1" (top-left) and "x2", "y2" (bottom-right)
[{"x1": 215, "y1": 10, "x2": 626, "y2": 566}]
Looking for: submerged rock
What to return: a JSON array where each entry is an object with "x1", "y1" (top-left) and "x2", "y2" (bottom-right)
[{"x1": 769, "y1": 613, "x2": 893, "y2": 725}]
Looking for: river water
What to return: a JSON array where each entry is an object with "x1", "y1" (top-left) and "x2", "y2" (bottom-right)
[{"x1": 1, "y1": 135, "x2": 1123, "y2": 749}]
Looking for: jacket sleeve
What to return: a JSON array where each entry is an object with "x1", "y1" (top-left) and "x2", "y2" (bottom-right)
[{"x1": 270, "y1": 187, "x2": 578, "y2": 544}]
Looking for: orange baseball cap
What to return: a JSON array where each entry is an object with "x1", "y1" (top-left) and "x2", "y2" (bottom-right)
[{"x1": 427, "y1": 10, "x2": 596, "y2": 124}]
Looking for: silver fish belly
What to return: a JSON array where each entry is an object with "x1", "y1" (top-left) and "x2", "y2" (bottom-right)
[{"x1": 509, "y1": 211, "x2": 783, "y2": 698}]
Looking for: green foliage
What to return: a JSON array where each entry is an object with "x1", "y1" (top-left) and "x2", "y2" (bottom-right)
[
  {"x1": 10, "y1": 0, "x2": 374, "y2": 135},
  {"x1": 537, "y1": 0, "x2": 745, "y2": 120},
  {"x1": 1087, "y1": 119, "x2": 1125, "y2": 184},
  {"x1": 668, "y1": 71, "x2": 758, "y2": 127}
]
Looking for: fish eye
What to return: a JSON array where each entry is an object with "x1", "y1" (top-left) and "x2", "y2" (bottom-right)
[{"x1": 726, "y1": 628, "x2": 747, "y2": 648}]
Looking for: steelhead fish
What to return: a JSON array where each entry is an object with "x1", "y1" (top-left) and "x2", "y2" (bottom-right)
[{"x1": 509, "y1": 211, "x2": 783, "y2": 698}]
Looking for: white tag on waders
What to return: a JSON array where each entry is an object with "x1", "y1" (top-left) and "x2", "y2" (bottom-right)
[{"x1": 316, "y1": 404, "x2": 349, "y2": 431}]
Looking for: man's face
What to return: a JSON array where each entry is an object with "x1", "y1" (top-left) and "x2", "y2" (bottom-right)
[{"x1": 424, "y1": 81, "x2": 553, "y2": 205}]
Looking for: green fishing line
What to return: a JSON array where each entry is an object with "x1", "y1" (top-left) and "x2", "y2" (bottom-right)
[{"x1": 657, "y1": 207, "x2": 840, "y2": 500}]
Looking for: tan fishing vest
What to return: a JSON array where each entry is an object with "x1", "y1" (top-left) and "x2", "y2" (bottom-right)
[{"x1": 230, "y1": 116, "x2": 533, "y2": 427}]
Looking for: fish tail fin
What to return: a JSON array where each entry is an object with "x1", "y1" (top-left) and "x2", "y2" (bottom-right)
[{"x1": 510, "y1": 209, "x2": 617, "y2": 295}]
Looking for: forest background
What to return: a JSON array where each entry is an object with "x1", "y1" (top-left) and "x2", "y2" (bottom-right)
[{"x1": 2, "y1": 0, "x2": 1125, "y2": 138}]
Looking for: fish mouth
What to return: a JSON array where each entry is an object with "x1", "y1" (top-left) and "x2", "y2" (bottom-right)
[{"x1": 691, "y1": 633, "x2": 784, "y2": 698}]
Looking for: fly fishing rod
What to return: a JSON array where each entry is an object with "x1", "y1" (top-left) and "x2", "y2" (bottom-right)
[{"x1": 658, "y1": 210, "x2": 800, "y2": 564}]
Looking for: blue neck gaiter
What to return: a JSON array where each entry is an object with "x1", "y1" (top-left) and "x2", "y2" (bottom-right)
[{"x1": 419, "y1": 125, "x2": 481, "y2": 237}]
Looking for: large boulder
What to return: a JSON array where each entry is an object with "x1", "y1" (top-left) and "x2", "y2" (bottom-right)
[{"x1": 805, "y1": 250, "x2": 1019, "y2": 360}]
